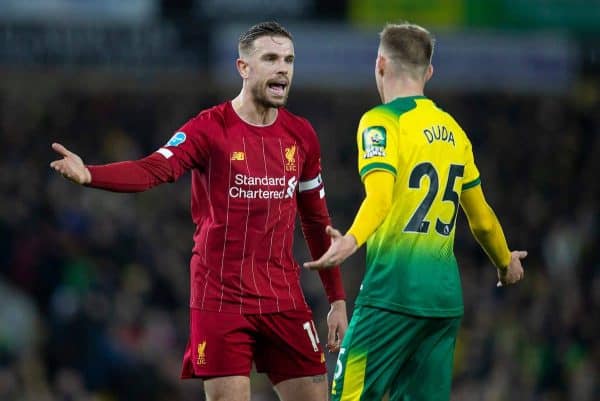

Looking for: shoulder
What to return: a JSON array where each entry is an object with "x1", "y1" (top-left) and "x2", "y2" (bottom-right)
[
  {"x1": 279, "y1": 108, "x2": 320, "y2": 151},
  {"x1": 362, "y1": 102, "x2": 405, "y2": 122},
  {"x1": 194, "y1": 102, "x2": 228, "y2": 126},
  {"x1": 279, "y1": 108, "x2": 315, "y2": 133},
  {"x1": 179, "y1": 102, "x2": 229, "y2": 138},
  {"x1": 358, "y1": 105, "x2": 398, "y2": 133}
]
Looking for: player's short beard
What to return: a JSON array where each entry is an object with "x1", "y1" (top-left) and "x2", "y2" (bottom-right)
[{"x1": 251, "y1": 83, "x2": 287, "y2": 109}]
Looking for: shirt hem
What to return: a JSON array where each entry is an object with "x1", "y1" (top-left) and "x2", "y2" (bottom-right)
[
  {"x1": 189, "y1": 300, "x2": 310, "y2": 314},
  {"x1": 355, "y1": 297, "x2": 464, "y2": 318}
]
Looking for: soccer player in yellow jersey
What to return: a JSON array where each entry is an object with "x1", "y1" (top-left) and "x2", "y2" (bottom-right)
[{"x1": 305, "y1": 23, "x2": 527, "y2": 401}]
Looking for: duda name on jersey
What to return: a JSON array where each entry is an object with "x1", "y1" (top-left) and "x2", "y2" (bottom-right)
[{"x1": 423, "y1": 125, "x2": 455, "y2": 146}]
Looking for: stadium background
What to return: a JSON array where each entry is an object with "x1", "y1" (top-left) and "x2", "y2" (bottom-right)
[{"x1": 0, "y1": 1, "x2": 597, "y2": 400}]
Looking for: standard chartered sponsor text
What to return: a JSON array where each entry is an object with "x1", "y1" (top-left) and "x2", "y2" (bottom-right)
[{"x1": 229, "y1": 174, "x2": 296, "y2": 199}]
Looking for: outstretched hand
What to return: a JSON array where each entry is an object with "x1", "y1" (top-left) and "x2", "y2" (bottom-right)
[
  {"x1": 497, "y1": 250, "x2": 527, "y2": 287},
  {"x1": 50, "y1": 143, "x2": 91, "y2": 185},
  {"x1": 304, "y1": 226, "x2": 358, "y2": 270}
]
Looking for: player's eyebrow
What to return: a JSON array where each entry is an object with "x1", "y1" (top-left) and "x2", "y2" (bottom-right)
[
  {"x1": 261, "y1": 52, "x2": 294, "y2": 60},
  {"x1": 260, "y1": 52, "x2": 295, "y2": 62}
]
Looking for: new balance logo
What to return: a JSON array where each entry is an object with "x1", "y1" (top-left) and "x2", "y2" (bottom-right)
[{"x1": 231, "y1": 151, "x2": 245, "y2": 161}]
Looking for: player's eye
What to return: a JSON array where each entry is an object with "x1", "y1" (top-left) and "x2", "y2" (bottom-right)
[{"x1": 262, "y1": 54, "x2": 278, "y2": 62}]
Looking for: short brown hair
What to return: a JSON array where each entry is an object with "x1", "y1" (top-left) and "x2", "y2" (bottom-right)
[
  {"x1": 238, "y1": 21, "x2": 293, "y2": 56},
  {"x1": 379, "y1": 23, "x2": 435, "y2": 78}
]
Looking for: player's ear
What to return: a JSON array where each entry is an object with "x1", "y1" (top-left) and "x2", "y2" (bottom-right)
[
  {"x1": 236, "y1": 58, "x2": 249, "y2": 79},
  {"x1": 376, "y1": 54, "x2": 386, "y2": 77},
  {"x1": 424, "y1": 64, "x2": 434, "y2": 83}
]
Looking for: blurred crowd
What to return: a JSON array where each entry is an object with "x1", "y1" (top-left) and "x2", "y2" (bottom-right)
[{"x1": 0, "y1": 80, "x2": 598, "y2": 401}]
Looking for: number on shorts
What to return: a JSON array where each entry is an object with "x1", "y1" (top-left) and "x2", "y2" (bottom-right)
[
  {"x1": 302, "y1": 321, "x2": 320, "y2": 352},
  {"x1": 333, "y1": 347, "x2": 346, "y2": 380}
]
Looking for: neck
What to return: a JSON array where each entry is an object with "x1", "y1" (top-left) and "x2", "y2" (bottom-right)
[
  {"x1": 382, "y1": 77, "x2": 424, "y2": 103},
  {"x1": 231, "y1": 89, "x2": 278, "y2": 126}
]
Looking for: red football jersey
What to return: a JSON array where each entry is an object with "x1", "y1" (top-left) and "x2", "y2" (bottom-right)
[{"x1": 157, "y1": 102, "x2": 328, "y2": 313}]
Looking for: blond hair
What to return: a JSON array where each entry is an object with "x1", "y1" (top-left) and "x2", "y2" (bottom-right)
[{"x1": 379, "y1": 23, "x2": 435, "y2": 79}]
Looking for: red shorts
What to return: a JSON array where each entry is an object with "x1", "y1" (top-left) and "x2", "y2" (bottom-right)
[{"x1": 180, "y1": 308, "x2": 326, "y2": 385}]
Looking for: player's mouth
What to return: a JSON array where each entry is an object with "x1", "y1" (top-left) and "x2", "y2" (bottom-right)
[{"x1": 267, "y1": 80, "x2": 288, "y2": 97}]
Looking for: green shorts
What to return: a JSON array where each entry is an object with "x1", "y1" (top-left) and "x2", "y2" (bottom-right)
[{"x1": 331, "y1": 306, "x2": 461, "y2": 401}]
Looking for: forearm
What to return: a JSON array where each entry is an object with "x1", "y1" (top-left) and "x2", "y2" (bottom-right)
[
  {"x1": 298, "y1": 190, "x2": 345, "y2": 302},
  {"x1": 461, "y1": 185, "x2": 511, "y2": 269},
  {"x1": 318, "y1": 268, "x2": 345, "y2": 303},
  {"x1": 469, "y1": 207, "x2": 511, "y2": 269},
  {"x1": 87, "y1": 153, "x2": 173, "y2": 192},
  {"x1": 347, "y1": 171, "x2": 394, "y2": 247}
]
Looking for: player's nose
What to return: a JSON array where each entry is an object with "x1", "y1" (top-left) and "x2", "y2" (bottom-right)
[
  {"x1": 275, "y1": 60, "x2": 290, "y2": 74},
  {"x1": 276, "y1": 66, "x2": 289, "y2": 76}
]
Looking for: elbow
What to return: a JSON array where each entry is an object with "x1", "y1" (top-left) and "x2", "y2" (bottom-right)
[
  {"x1": 369, "y1": 193, "x2": 392, "y2": 220},
  {"x1": 470, "y1": 219, "x2": 494, "y2": 238},
  {"x1": 380, "y1": 197, "x2": 392, "y2": 217}
]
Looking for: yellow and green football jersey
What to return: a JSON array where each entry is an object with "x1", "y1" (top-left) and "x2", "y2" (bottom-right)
[{"x1": 355, "y1": 95, "x2": 480, "y2": 317}]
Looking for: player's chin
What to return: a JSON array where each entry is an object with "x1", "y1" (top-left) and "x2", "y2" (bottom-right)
[{"x1": 266, "y1": 94, "x2": 288, "y2": 108}]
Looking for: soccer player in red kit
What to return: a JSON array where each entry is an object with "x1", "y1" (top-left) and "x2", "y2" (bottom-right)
[{"x1": 50, "y1": 22, "x2": 347, "y2": 401}]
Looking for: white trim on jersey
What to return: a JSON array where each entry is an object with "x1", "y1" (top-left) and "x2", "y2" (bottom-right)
[
  {"x1": 218, "y1": 147, "x2": 234, "y2": 312},
  {"x1": 200, "y1": 157, "x2": 212, "y2": 309},
  {"x1": 278, "y1": 138, "x2": 297, "y2": 310},
  {"x1": 239, "y1": 136, "x2": 251, "y2": 313},
  {"x1": 299, "y1": 174, "x2": 323, "y2": 192},
  {"x1": 263, "y1": 136, "x2": 279, "y2": 311},
  {"x1": 156, "y1": 148, "x2": 173, "y2": 159}
]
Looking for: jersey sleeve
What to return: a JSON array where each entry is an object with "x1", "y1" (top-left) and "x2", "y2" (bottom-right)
[
  {"x1": 297, "y1": 119, "x2": 345, "y2": 303},
  {"x1": 298, "y1": 120, "x2": 324, "y2": 196},
  {"x1": 87, "y1": 153, "x2": 173, "y2": 192},
  {"x1": 462, "y1": 136, "x2": 481, "y2": 191},
  {"x1": 346, "y1": 170, "x2": 394, "y2": 247},
  {"x1": 356, "y1": 109, "x2": 400, "y2": 181},
  {"x1": 154, "y1": 113, "x2": 212, "y2": 180}
]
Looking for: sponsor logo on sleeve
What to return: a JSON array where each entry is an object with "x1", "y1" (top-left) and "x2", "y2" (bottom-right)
[
  {"x1": 362, "y1": 126, "x2": 387, "y2": 158},
  {"x1": 166, "y1": 131, "x2": 186, "y2": 147}
]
